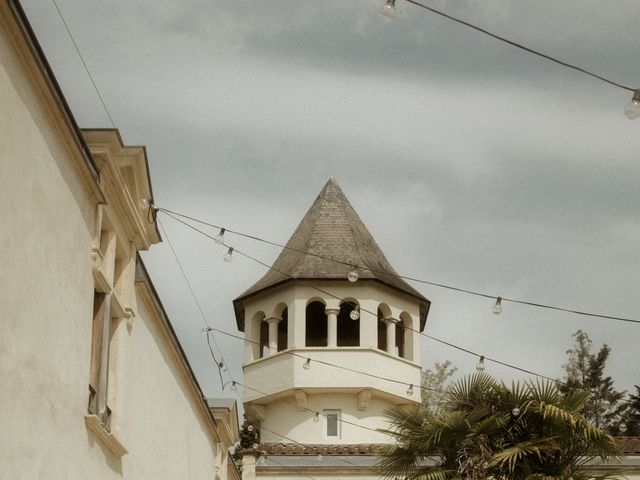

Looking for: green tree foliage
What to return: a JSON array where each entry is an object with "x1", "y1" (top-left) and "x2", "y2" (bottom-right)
[
  {"x1": 560, "y1": 330, "x2": 625, "y2": 432},
  {"x1": 421, "y1": 361, "x2": 457, "y2": 416},
  {"x1": 621, "y1": 385, "x2": 640, "y2": 436},
  {"x1": 378, "y1": 373, "x2": 619, "y2": 480}
]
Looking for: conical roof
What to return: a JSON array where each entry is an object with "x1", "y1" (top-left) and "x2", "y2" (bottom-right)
[{"x1": 233, "y1": 178, "x2": 430, "y2": 330}]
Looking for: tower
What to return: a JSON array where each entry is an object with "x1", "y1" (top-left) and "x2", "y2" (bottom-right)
[{"x1": 233, "y1": 179, "x2": 430, "y2": 479}]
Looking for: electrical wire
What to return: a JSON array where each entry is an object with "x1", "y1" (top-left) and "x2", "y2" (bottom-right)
[
  {"x1": 51, "y1": 0, "x2": 117, "y2": 128},
  {"x1": 156, "y1": 207, "x2": 640, "y2": 326},
  {"x1": 157, "y1": 218, "x2": 227, "y2": 388},
  {"x1": 159, "y1": 209, "x2": 568, "y2": 386},
  {"x1": 403, "y1": 0, "x2": 635, "y2": 92}
]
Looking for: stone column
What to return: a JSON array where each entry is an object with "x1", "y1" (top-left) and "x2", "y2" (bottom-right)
[
  {"x1": 385, "y1": 318, "x2": 397, "y2": 355},
  {"x1": 265, "y1": 317, "x2": 281, "y2": 354},
  {"x1": 326, "y1": 308, "x2": 339, "y2": 347}
]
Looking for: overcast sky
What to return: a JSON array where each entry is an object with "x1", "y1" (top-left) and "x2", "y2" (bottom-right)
[{"x1": 22, "y1": 0, "x2": 640, "y2": 398}]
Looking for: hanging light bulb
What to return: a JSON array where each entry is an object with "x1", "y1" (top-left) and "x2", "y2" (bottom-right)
[
  {"x1": 214, "y1": 228, "x2": 226, "y2": 244},
  {"x1": 492, "y1": 297, "x2": 503, "y2": 315},
  {"x1": 313, "y1": 412, "x2": 320, "y2": 423},
  {"x1": 247, "y1": 425, "x2": 254, "y2": 432},
  {"x1": 349, "y1": 306, "x2": 360, "y2": 320},
  {"x1": 201, "y1": 327, "x2": 213, "y2": 335},
  {"x1": 303, "y1": 358, "x2": 311, "y2": 370},
  {"x1": 624, "y1": 89, "x2": 640, "y2": 119},
  {"x1": 223, "y1": 247, "x2": 234, "y2": 262},
  {"x1": 406, "y1": 384, "x2": 414, "y2": 396},
  {"x1": 139, "y1": 198, "x2": 150, "y2": 209},
  {"x1": 218, "y1": 361, "x2": 228, "y2": 373},
  {"x1": 316, "y1": 454, "x2": 323, "y2": 462},
  {"x1": 619, "y1": 421, "x2": 628, "y2": 433},
  {"x1": 260, "y1": 455, "x2": 267, "y2": 465},
  {"x1": 230, "y1": 381, "x2": 237, "y2": 392},
  {"x1": 347, "y1": 267, "x2": 359, "y2": 283},
  {"x1": 252, "y1": 443, "x2": 259, "y2": 449},
  {"x1": 476, "y1": 355, "x2": 486, "y2": 372},
  {"x1": 483, "y1": 462, "x2": 490, "y2": 469},
  {"x1": 512, "y1": 405, "x2": 521, "y2": 416},
  {"x1": 378, "y1": 0, "x2": 396, "y2": 22}
]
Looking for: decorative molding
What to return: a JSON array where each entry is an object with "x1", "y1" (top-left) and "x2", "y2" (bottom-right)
[
  {"x1": 84, "y1": 414, "x2": 128, "y2": 457},
  {"x1": 357, "y1": 389, "x2": 372, "y2": 411},
  {"x1": 293, "y1": 389, "x2": 308, "y2": 410}
]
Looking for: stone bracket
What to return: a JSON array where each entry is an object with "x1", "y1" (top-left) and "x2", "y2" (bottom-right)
[{"x1": 357, "y1": 389, "x2": 372, "y2": 411}]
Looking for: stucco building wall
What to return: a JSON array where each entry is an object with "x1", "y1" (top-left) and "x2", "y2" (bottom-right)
[{"x1": 0, "y1": 4, "x2": 233, "y2": 478}]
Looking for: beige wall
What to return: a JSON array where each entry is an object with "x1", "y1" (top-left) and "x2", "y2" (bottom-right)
[
  {"x1": 259, "y1": 393, "x2": 399, "y2": 445},
  {"x1": 0, "y1": 7, "x2": 224, "y2": 478}
]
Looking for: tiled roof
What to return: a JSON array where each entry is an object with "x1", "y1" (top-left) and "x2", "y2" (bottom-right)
[
  {"x1": 250, "y1": 438, "x2": 640, "y2": 456},
  {"x1": 234, "y1": 178, "x2": 430, "y2": 330},
  {"x1": 256, "y1": 443, "x2": 381, "y2": 456},
  {"x1": 618, "y1": 437, "x2": 640, "y2": 454}
]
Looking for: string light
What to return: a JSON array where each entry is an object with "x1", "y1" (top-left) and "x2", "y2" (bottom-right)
[
  {"x1": 162, "y1": 211, "x2": 639, "y2": 401},
  {"x1": 214, "y1": 228, "x2": 226, "y2": 245},
  {"x1": 349, "y1": 305, "x2": 360, "y2": 320},
  {"x1": 201, "y1": 327, "x2": 213, "y2": 335},
  {"x1": 230, "y1": 381, "x2": 237, "y2": 392},
  {"x1": 347, "y1": 266, "x2": 359, "y2": 283},
  {"x1": 223, "y1": 247, "x2": 234, "y2": 262},
  {"x1": 378, "y1": 0, "x2": 396, "y2": 22},
  {"x1": 313, "y1": 412, "x2": 320, "y2": 422},
  {"x1": 158, "y1": 208, "x2": 640, "y2": 325},
  {"x1": 248, "y1": 425, "x2": 254, "y2": 432},
  {"x1": 624, "y1": 90, "x2": 640, "y2": 120},
  {"x1": 406, "y1": 384, "x2": 414, "y2": 396},
  {"x1": 218, "y1": 361, "x2": 228, "y2": 373},
  {"x1": 512, "y1": 405, "x2": 521, "y2": 416},
  {"x1": 492, "y1": 297, "x2": 503, "y2": 315},
  {"x1": 476, "y1": 355, "x2": 486, "y2": 372},
  {"x1": 139, "y1": 198, "x2": 151, "y2": 209},
  {"x1": 303, "y1": 358, "x2": 311, "y2": 370},
  {"x1": 619, "y1": 421, "x2": 628, "y2": 433},
  {"x1": 316, "y1": 454, "x2": 323, "y2": 462}
]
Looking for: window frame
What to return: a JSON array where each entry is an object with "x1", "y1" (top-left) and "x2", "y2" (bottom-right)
[{"x1": 323, "y1": 409, "x2": 341, "y2": 439}]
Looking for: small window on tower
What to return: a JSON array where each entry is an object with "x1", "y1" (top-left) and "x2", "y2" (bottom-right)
[{"x1": 323, "y1": 409, "x2": 341, "y2": 439}]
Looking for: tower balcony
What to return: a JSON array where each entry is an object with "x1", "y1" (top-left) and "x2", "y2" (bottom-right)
[{"x1": 243, "y1": 346, "x2": 421, "y2": 405}]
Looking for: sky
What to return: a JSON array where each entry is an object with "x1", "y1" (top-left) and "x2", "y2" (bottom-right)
[{"x1": 21, "y1": 0, "x2": 640, "y2": 399}]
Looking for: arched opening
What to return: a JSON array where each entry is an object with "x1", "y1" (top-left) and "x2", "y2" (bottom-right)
[
  {"x1": 399, "y1": 312, "x2": 414, "y2": 361},
  {"x1": 259, "y1": 320, "x2": 269, "y2": 358},
  {"x1": 337, "y1": 301, "x2": 359, "y2": 347},
  {"x1": 277, "y1": 307, "x2": 288, "y2": 351},
  {"x1": 305, "y1": 301, "x2": 327, "y2": 347},
  {"x1": 395, "y1": 322, "x2": 405, "y2": 358}
]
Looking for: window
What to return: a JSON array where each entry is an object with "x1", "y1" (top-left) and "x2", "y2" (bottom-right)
[
  {"x1": 277, "y1": 307, "x2": 288, "y2": 352},
  {"x1": 395, "y1": 322, "x2": 405, "y2": 358},
  {"x1": 377, "y1": 308, "x2": 387, "y2": 351},
  {"x1": 88, "y1": 291, "x2": 114, "y2": 429},
  {"x1": 323, "y1": 409, "x2": 341, "y2": 439},
  {"x1": 337, "y1": 302, "x2": 359, "y2": 346},
  {"x1": 259, "y1": 321, "x2": 269, "y2": 358},
  {"x1": 305, "y1": 301, "x2": 327, "y2": 347}
]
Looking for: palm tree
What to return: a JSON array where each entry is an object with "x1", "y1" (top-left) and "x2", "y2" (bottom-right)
[{"x1": 378, "y1": 373, "x2": 620, "y2": 480}]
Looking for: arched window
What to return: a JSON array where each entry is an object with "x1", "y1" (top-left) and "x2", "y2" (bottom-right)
[
  {"x1": 337, "y1": 301, "x2": 359, "y2": 347},
  {"x1": 277, "y1": 307, "x2": 288, "y2": 351},
  {"x1": 305, "y1": 301, "x2": 327, "y2": 347},
  {"x1": 377, "y1": 308, "x2": 387, "y2": 351},
  {"x1": 395, "y1": 322, "x2": 405, "y2": 358},
  {"x1": 259, "y1": 320, "x2": 269, "y2": 358},
  {"x1": 399, "y1": 312, "x2": 413, "y2": 361}
]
